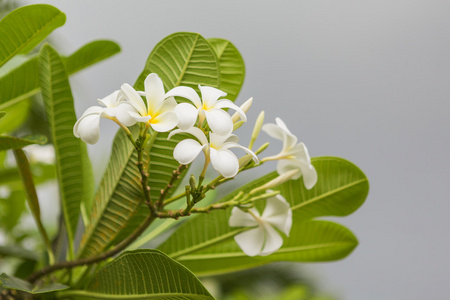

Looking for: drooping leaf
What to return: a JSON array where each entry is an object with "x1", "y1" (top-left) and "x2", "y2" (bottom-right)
[
  {"x1": 208, "y1": 38, "x2": 245, "y2": 102},
  {"x1": 0, "y1": 134, "x2": 46, "y2": 151},
  {"x1": 158, "y1": 157, "x2": 368, "y2": 276},
  {"x1": 39, "y1": 44, "x2": 92, "y2": 257},
  {"x1": 0, "y1": 273, "x2": 69, "y2": 294},
  {"x1": 13, "y1": 148, "x2": 54, "y2": 263},
  {"x1": 0, "y1": 4, "x2": 66, "y2": 68},
  {"x1": 79, "y1": 32, "x2": 220, "y2": 258},
  {"x1": 0, "y1": 40, "x2": 121, "y2": 110},
  {"x1": 0, "y1": 163, "x2": 55, "y2": 190},
  {"x1": 0, "y1": 98, "x2": 31, "y2": 134},
  {"x1": 58, "y1": 250, "x2": 213, "y2": 300}
]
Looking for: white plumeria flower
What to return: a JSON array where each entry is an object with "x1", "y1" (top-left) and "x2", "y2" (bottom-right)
[
  {"x1": 121, "y1": 73, "x2": 178, "y2": 132},
  {"x1": 229, "y1": 192, "x2": 292, "y2": 257},
  {"x1": 169, "y1": 127, "x2": 258, "y2": 178},
  {"x1": 262, "y1": 118, "x2": 317, "y2": 189},
  {"x1": 73, "y1": 91, "x2": 137, "y2": 144},
  {"x1": 165, "y1": 85, "x2": 247, "y2": 135}
]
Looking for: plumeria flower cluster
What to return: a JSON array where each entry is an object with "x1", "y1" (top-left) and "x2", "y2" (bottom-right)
[{"x1": 73, "y1": 73, "x2": 317, "y2": 257}]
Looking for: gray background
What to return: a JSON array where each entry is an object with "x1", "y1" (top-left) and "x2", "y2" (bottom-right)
[{"x1": 24, "y1": 0, "x2": 450, "y2": 299}]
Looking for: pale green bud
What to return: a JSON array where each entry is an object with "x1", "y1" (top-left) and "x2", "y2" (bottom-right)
[
  {"x1": 248, "y1": 111, "x2": 265, "y2": 150},
  {"x1": 232, "y1": 97, "x2": 253, "y2": 123}
]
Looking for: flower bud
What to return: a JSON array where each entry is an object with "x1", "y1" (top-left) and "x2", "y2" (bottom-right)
[
  {"x1": 248, "y1": 111, "x2": 265, "y2": 150},
  {"x1": 231, "y1": 97, "x2": 253, "y2": 123},
  {"x1": 189, "y1": 175, "x2": 197, "y2": 191},
  {"x1": 233, "y1": 120, "x2": 245, "y2": 131}
]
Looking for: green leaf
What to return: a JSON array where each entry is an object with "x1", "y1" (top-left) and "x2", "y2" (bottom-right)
[
  {"x1": 175, "y1": 220, "x2": 357, "y2": 276},
  {"x1": 0, "y1": 134, "x2": 46, "y2": 151},
  {"x1": 0, "y1": 98, "x2": 31, "y2": 134},
  {"x1": 208, "y1": 38, "x2": 245, "y2": 102},
  {"x1": 58, "y1": 250, "x2": 213, "y2": 300},
  {"x1": 13, "y1": 148, "x2": 54, "y2": 263},
  {"x1": 0, "y1": 273, "x2": 69, "y2": 294},
  {"x1": 158, "y1": 157, "x2": 368, "y2": 276},
  {"x1": 0, "y1": 40, "x2": 121, "y2": 110},
  {"x1": 78, "y1": 32, "x2": 220, "y2": 258},
  {"x1": 0, "y1": 112, "x2": 5, "y2": 119},
  {"x1": 39, "y1": 44, "x2": 92, "y2": 257},
  {"x1": 0, "y1": 4, "x2": 66, "y2": 68},
  {"x1": 0, "y1": 190, "x2": 26, "y2": 232}
]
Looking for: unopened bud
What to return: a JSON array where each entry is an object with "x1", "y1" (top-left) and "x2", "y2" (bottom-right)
[
  {"x1": 255, "y1": 142, "x2": 269, "y2": 155},
  {"x1": 189, "y1": 175, "x2": 197, "y2": 191},
  {"x1": 231, "y1": 97, "x2": 253, "y2": 123},
  {"x1": 238, "y1": 154, "x2": 253, "y2": 169},
  {"x1": 248, "y1": 111, "x2": 265, "y2": 150},
  {"x1": 251, "y1": 169, "x2": 299, "y2": 194},
  {"x1": 233, "y1": 120, "x2": 245, "y2": 131}
]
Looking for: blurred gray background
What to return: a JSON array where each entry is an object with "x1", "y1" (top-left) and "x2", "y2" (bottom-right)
[{"x1": 24, "y1": 0, "x2": 450, "y2": 299}]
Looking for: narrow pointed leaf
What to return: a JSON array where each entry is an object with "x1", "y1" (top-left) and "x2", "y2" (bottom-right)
[
  {"x1": 0, "y1": 246, "x2": 39, "y2": 261},
  {"x1": 0, "y1": 4, "x2": 66, "y2": 68},
  {"x1": 208, "y1": 38, "x2": 245, "y2": 102},
  {"x1": 39, "y1": 44, "x2": 93, "y2": 256},
  {"x1": 0, "y1": 40, "x2": 121, "y2": 110},
  {"x1": 79, "y1": 32, "x2": 220, "y2": 258},
  {"x1": 158, "y1": 157, "x2": 368, "y2": 275},
  {"x1": 0, "y1": 135, "x2": 46, "y2": 151},
  {"x1": 58, "y1": 250, "x2": 213, "y2": 299},
  {"x1": 0, "y1": 273, "x2": 69, "y2": 294}
]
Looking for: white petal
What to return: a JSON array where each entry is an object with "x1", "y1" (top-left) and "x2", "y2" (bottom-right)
[
  {"x1": 277, "y1": 159, "x2": 302, "y2": 180},
  {"x1": 165, "y1": 86, "x2": 202, "y2": 108},
  {"x1": 174, "y1": 103, "x2": 198, "y2": 130},
  {"x1": 168, "y1": 127, "x2": 208, "y2": 145},
  {"x1": 199, "y1": 85, "x2": 227, "y2": 108},
  {"x1": 121, "y1": 83, "x2": 147, "y2": 115},
  {"x1": 215, "y1": 99, "x2": 247, "y2": 122},
  {"x1": 299, "y1": 162, "x2": 318, "y2": 190},
  {"x1": 155, "y1": 97, "x2": 177, "y2": 116},
  {"x1": 97, "y1": 90, "x2": 121, "y2": 107},
  {"x1": 128, "y1": 110, "x2": 152, "y2": 123},
  {"x1": 261, "y1": 194, "x2": 292, "y2": 235},
  {"x1": 204, "y1": 109, "x2": 233, "y2": 136},
  {"x1": 275, "y1": 118, "x2": 292, "y2": 134},
  {"x1": 150, "y1": 111, "x2": 178, "y2": 132},
  {"x1": 234, "y1": 227, "x2": 265, "y2": 257},
  {"x1": 144, "y1": 73, "x2": 166, "y2": 112},
  {"x1": 210, "y1": 148, "x2": 239, "y2": 178},
  {"x1": 229, "y1": 207, "x2": 259, "y2": 227},
  {"x1": 73, "y1": 111, "x2": 101, "y2": 144},
  {"x1": 209, "y1": 132, "x2": 232, "y2": 148},
  {"x1": 173, "y1": 139, "x2": 205, "y2": 164},
  {"x1": 115, "y1": 103, "x2": 138, "y2": 126},
  {"x1": 222, "y1": 142, "x2": 259, "y2": 164},
  {"x1": 262, "y1": 123, "x2": 286, "y2": 141},
  {"x1": 259, "y1": 223, "x2": 284, "y2": 256},
  {"x1": 287, "y1": 143, "x2": 311, "y2": 163}
]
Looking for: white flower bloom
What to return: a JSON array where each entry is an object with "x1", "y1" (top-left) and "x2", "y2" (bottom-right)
[
  {"x1": 262, "y1": 118, "x2": 317, "y2": 189},
  {"x1": 166, "y1": 85, "x2": 247, "y2": 135},
  {"x1": 121, "y1": 73, "x2": 178, "y2": 132},
  {"x1": 229, "y1": 192, "x2": 292, "y2": 256},
  {"x1": 73, "y1": 91, "x2": 137, "y2": 144},
  {"x1": 169, "y1": 128, "x2": 258, "y2": 178}
]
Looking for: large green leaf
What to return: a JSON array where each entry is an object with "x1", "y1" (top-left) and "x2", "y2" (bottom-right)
[
  {"x1": 175, "y1": 220, "x2": 357, "y2": 276},
  {"x1": 158, "y1": 157, "x2": 368, "y2": 275},
  {"x1": 208, "y1": 38, "x2": 245, "y2": 102},
  {"x1": 0, "y1": 4, "x2": 65, "y2": 68},
  {"x1": 0, "y1": 273, "x2": 69, "y2": 294},
  {"x1": 0, "y1": 134, "x2": 46, "y2": 151},
  {"x1": 0, "y1": 40, "x2": 121, "y2": 110},
  {"x1": 39, "y1": 44, "x2": 92, "y2": 257},
  {"x1": 78, "y1": 32, "x2": 220, "y2": 258},
  {"x1": 59, "y1": 250, "x2": 213, "y2": 299}
]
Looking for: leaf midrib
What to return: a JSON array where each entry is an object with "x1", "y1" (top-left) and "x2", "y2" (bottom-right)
[
  {"x1": 291, "y1": 178, "x2": 368, "y2": 212},
  {"x1": 176, "y1": 241, "x2": 356, "y2": 261}
]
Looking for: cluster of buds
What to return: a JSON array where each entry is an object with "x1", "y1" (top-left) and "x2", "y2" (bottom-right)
[{"x1": 73, "y1": 73, "x2": 317, "y2": 256}]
